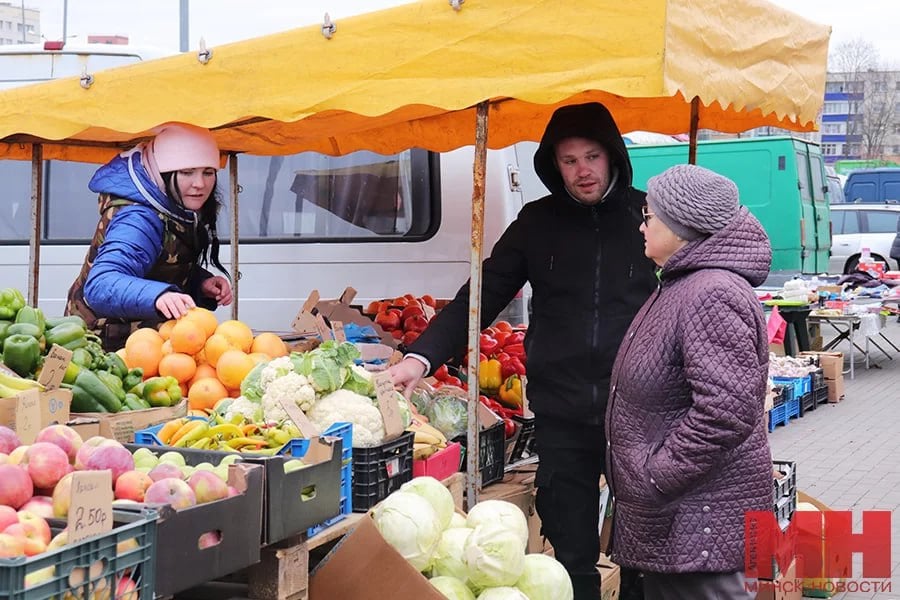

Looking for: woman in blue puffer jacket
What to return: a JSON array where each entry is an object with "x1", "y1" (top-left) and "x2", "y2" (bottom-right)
[{"x1": 66, "y1": 123, "x2": 232, "y2": 348}]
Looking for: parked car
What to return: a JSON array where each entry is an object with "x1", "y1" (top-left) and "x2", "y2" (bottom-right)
[
  {"x1": 828, "y1": 204, "x2": 900, "y2": 273},
  {"x1": 843, "y1": 168, "x2": 900, "y2": 204},
  {"x1": 825, "y1": 166, "x2": 846, "y2": 204}
]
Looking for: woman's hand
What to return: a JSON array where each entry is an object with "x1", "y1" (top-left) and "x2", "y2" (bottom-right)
[
  {"x1": 155, "y1": 291, "x2": 196, "y2": 319},
  {"x1": 201, "y1": 276, "x2": 233, "y2": 306},
  {"x1": 388, "y1": 357, "x2": 427, "y2": 398}
]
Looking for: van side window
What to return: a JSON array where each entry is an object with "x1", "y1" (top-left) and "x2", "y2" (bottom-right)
[
  {"x1": 215, "y1": 149, "x2": 438, "y2": 243},
  {"x1": 795, "y1": 152, "x2": 811, "y2": 201},
  {"x1": 864, "y1": 211, "x2": 900, "y2": 234},
  {"x1": 809, "y1": 155, "x2": 826, "y2": 203}
]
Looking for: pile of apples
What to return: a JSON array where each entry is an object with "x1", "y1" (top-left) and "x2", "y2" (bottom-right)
[{"x1": 365, "y1": 294, "x2": 437, "y2": 347}]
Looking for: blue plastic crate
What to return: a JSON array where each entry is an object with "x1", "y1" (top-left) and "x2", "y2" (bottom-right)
[
  {"x1": 768, "y1": 403, "x2": 789, "y2": 432},
  {"x1": 784, "y1": 394, "x2": 801, "y2": 420},
  {"x1": 771, "y1": 376, "x2": 807, "y2": 403}
]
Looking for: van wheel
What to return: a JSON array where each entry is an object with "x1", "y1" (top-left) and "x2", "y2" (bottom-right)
[{"x1": 843, "y1": 256, "x2": 860, "y2": 274}]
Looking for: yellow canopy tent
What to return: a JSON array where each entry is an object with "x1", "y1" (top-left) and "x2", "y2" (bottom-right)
[
  {"x1": 0, "y1": 0, "x2": 829, "y2": 500},
  {"x1": 0, "y1": 0, "x2": 829, "y2": 161}
]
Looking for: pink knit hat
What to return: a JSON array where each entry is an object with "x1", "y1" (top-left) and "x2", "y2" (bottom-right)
[{"x1": 149, "y1": 123, "x2": 220, "y2": 172}]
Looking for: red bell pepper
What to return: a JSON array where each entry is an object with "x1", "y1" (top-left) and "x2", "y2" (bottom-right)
[
  {"x1": 493, "y1": 330, "x2": 511, "y2": 349},
  {"x1": 434, "y1": 364, "x2": 450, "y2": 381},
  {"x1": 504, "y1": 342, "x2": 526, "y2": 360},
  {"x1": 505, "y1": 331, "x2": 525, "y2": 346},
  {"x1": 507, "y1": 356, "x2": 526, "y2": 377},
  {"x1": 479, "y1": 333, "x2": 500, "y2": 356},
  {"x1": 499, "y1": 354, "x2": 518, "y2": 379}
]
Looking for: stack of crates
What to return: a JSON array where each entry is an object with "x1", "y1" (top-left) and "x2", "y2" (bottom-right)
[
  {"x1": 773, "y1": 460, "x2": 797, "y2": 531},
  {"x1": 769, "y1": 376, "x2": 804, "y2": 431}
]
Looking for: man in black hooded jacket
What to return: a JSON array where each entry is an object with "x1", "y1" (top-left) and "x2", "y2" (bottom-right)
[{"x1": 390, "y1": 102, "x2": 657, "y2": 599}]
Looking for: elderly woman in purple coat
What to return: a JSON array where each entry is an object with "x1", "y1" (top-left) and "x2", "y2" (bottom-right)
[{"x1": 606, "y1": 164, "x2": 774, "y2": 599}]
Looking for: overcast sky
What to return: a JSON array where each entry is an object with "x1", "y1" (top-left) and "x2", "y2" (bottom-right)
[{"x1": 23, "y1": 0, "x2": 900, "y2": 66}]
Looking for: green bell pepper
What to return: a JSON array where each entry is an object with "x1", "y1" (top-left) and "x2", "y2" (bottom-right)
[
  {"x1": 123, "y1": 393, "x2": 151, "y2": 411},
  {"x1": 0, "y1": 288, "x2": 25, "y2": 320},
  {"x1": 97, "y1": 352, "x2": 128, "y2": 379},
  {"x1": 123, "y1": 368, "x2": 144, "y2": 393},
  {"x1": 45, "y1": 315, "x2": 88, "y2": 330},
  {"x1": 95, "y1": 370, "x2": 126, "y2": 402},
  {"x1": 62, "y1": 361, "x2": 80, "y2": 385},
  {"x1": 72, "y1": 369, "x2": 123, "y2": 413},
  {"x1": 70, "y1": 347, "x2": 94, "y2": 369},
  {"x1": 142, "y1": 375, "x2": 182, "y2": 408},
  {"x1": 14, "y1": 306, "x2": 45, "y2": 335},
  {"x1": 45, "y1": 322, "x2": 87, "y2": 350},
  {"x1": 3, "y1": 334, "x2": 41, "y2": 377},
  {"x1": 0, "y1": 321, "x2": 12, "y2": 345},
  {"x1": 6, "y1": 322, "x2": 42, "y2": 339},
  {"x1": 64, "y1": 382, "x2": 107, "y2": 413}
]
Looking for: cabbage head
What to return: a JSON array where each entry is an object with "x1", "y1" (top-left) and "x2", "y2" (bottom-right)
[
  {"x1": 466, "y1": 500, "x2": 529, "y2": 551},
  {"x1": 464, "y1": 524, "x2": 526, "y2": 589},
  {"x1": 449, "y1": 513, "x2": 468, "y2": 529},
  {"x1": 431, "y1": 528, "x2": 473, "y2": 583},
  {"x1": 400, "y1": 475, "x2": 456, "y2": 531},
  {"x1": 476, "y1": 587, "x2": 530, "y2": 600},
  {"x1": 514, "y1": 553, "x2": 573, "y2": 600},
  {"x1": 373, "y1": 491, "x2": 442, "y2": 572},
  {"x1": 429, "y1": 576, "x2": 476, "y2": 600}
]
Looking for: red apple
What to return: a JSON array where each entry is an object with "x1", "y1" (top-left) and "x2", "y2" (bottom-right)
[
  {"x1": 22, "y1": 442, "x2": 71, "y2": 489},
  {"x1": 19, "y1": 496, "x2": 54, "y2": 520},
  {"x1": 52, "y1": 472, "x2": 73, "y2": 517},
  {"x1": 187, "y1": 471, "x2": 228, "y2": 504},
  {"x1": 0, "y1": 452, "x2": 8, "y2": 465},
  {"x1": 0, "y1": 426, "x2": 20, "y2": 454},
  {"x1": 116, "y1": 576, "x2": 138, "y2": 600},
  {"x1": 226, "y1": 486, "x2": 241, "y2": 498},
  {"x1": 144, "y1": 478, "x2": 196, "y2": 510},
  {"x1": 48, "y1": 529, "x2": 68, "y2": 550},
  {"x1": 0, "y1": 531, "x2": 24, "y2": 557},
  {"x1": 197, "y1": 530, "x2": 222, "y2": 549},
  {"x1": 374, "y1": 310, "x2": 401, "y2": 331},
  {"x1": 35, "y1": 425, "x2": 84, "y2": 464},
  {"x1": 401, "y1": 330, "x2": 421, "y2": 346},
  {"x1": 148, "y1": 463, "x2": 184, "y2": 482},
  {"x1": 0, "y1": 505, "x2": 19, "y2": 532},
  {"x1": 4, "y1": 515, "x2": 48, "y2": 556},
  {"x1": 400, "y1": 304, "x2": 425, "y2": 321},
  {"x1": 114, "y1": 471, "x2": 154, "y2": 502},
  {"x1": 0, "y1": 464, "x2": 34, "y2": 509},
  {"x1": 8, "y1": 445, "x2": 28, "y2": 465},
  {"x1": 82, "y1": 440, "x2": 134, "y2": 484},
  {"x1": 403, "y1": 314, "x2": 429, "y2": 333},
  {"x1": 16, "y1": 510, "x2": 51, "y2": 544},
  {"x1": 74, "y1": 436, "x2": 109, "y2": 470}
]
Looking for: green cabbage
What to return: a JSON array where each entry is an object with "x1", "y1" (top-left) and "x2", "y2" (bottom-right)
[
  {"x1": 466, "y1": 500, "x2": 529, "y2": 551},
  {"x1": 514, "y1": 553, "x2": 573, "y2": 600},
  {"x1": 400, "y1": 475, "x2": 456, "y2": 531},
  {"x1": 429, "y1": 576, "x2": 476, "y2": 600},
  {"x1": 464, "y1": 524, "x2": 526, "y2": 588},
  {"x1": 373, "y1": 491, "x2": 442, "y2": 572},
  {"x1": 431, "y1": 528, "x2": 473, "y2": 583},
  {"x1": 476, "y1": 587, "x2": 530, "y2": 600}
]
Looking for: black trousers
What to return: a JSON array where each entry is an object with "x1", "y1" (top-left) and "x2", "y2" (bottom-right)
[{"x1": 534, "y1": 419, "x2": 606, "y2": 600}]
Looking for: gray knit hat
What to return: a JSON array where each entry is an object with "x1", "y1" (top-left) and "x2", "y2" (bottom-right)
[{"x1": 646, "y1": 164, "x2": 740, "y2": 241}]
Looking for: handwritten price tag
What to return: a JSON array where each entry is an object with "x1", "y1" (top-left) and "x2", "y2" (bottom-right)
[
  {"x1": 69, "y1": 470, "x2": 113, "y2": 544},
  {"x1": 373, "y1": 372, "x2": 404, "y2": 438},
  {"x1": 38, "y1": 344, "x2": 73, "y2": 390},
  {"x1": 15, "y1": 389, "x2": 41, "y2": 444}
]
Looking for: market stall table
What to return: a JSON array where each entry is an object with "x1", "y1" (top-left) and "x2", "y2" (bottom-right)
[{"x1": 807, "y1": 312, "x2": 896, "y2": 379}]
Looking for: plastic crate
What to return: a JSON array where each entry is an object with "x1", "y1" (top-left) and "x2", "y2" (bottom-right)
[
  {"x1": 772, "y1": 460, "x2": 797, "y2": 504},
  {"x1": 771, "y1": 386, "x2": 786, "y2": 408},
  {"x1": 799, "y1": 391, "x2": 817, "y2": 416},
  {"x1": 454, "y1": 420, "x2": 506, "y2": 486},
  {"x1": 784, "y1": 393, "x2": 801, "y2": 420},
  {"x1": 771, "y1": 376, "x2": 806, "y2": 403},
  {"x1": 814, "y1": 384, "x2": 828, "y2": 405},
  {"x1": 352, "y1": 430, "x2": 415, "y2": 512},
  {"x1": 135, "y1": 416, "x2": 312, "y2": 456},
  {"x1": 810, "y1": 368, "x2": 825, "y2": 390},
  {"x1": 506, "y1": 414, "x2": 536, "y2": 464},
  {"x1": 768, "y1": 403, "x2": 789, "y2": 432},
  {"x1": 775, "y1": 494, "x2": 796, "y2": 531},
  {"x1": 0, "y1": 509, "x2": 157, "y2": 600}
]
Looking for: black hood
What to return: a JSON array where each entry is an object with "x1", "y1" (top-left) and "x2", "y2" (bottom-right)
[{"x1": 533, "y1": 102, "x2": 633, "y2": 200}]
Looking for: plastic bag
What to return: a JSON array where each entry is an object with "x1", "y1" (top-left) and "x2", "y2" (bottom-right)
[{"x1": 426, "y1": 391, "x2": 469, "y2": 440}]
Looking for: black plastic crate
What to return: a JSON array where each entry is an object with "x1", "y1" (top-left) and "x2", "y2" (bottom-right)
[
  {"x1": 799, "y1": 391, "x2": 817, "y2": 416},
  {"x1": 773, "y1": 460, "x2": 796, "y2": 500},
  {"x1": 775, "y1": 494, "x2": 796, "y2": 531},
  {"x1": 771, "y1": 386, "x2": 786, "y2": 407},
  {"x1": 352, "y1": 431, "x2": 415, "y2": 512},
  {"x1": 507, "y1": 414, "x2": 536, "y2": 464},
  {"x1": 810, "y1": 368, "x2": 825, "y2": 390},
  {"x1": 454, "y1": 420, "x2": 506, "y2": 486},
  {"x1": 0, "y1": 509, "x2": 157, "y2": 600},
  {"x1": 814, "y1": 384, "x2": 828, "y2": 405}
]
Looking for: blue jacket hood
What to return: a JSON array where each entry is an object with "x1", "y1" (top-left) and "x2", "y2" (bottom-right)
[{"x1": 88, "y1": 150, "x2": 195, "y2": 223}]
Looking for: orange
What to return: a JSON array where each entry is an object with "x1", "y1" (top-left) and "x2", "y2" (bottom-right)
[
  {"x1": 158, "y1": 352, "x2": 198, "y2": 384},
  {"x1": 188, "y1": 377, "x2": 229, "y2": 411},
  {"x1": 124, "y1": 338, "x2": 162, "y2": 378},
  {"x1": 250, "y1": 332, "x2": 288, "y2": 359},
  {"x1": 189, "y1": 363, "x2": 218, "y2": 388},
  {"x1": 216, "y1": 349, "x2": 256, "y2": 390},
  {"x1": 170, "y1": 319, "x2": 207, "y2": 355},
  {"x1": 160, "y1": 340, "x2": 174, "y2": 355},
  {"x1": 204, "y1": 333, "x2": 236, "y2": 368},
  {"x1": 157, "y1": 319, "x2": 177, "y2": 341},
  {"x1": 125, "y1": 328, "x2": 163, "y2": 357},
  {"x1": 215, "y1": 320, "x2": 254, "y2": 353},
  {"x1": 183, "y1": 307, "x2": 219, "y2": 338}
]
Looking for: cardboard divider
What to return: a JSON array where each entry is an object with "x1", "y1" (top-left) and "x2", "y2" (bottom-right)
[
  {"x1": 69, "y1": 399, "x2": 189, "y2": 443},
  {"x1": 292, "y1": 288, "x2": 398, "y2": 348}
]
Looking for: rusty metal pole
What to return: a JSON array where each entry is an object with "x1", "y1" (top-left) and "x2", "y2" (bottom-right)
[
  {"x1": 229, "y1": 153, "x2": 240, "y2": 320},
  {"x1": 688, "y1": 96, "x2": 700, "y2": 165},
  {"x1": 465, "y1": 101, "x2": 489, "y2": 508},
  {"x1": 27, "y1": 144, "x2": 43, "y2": 307}
]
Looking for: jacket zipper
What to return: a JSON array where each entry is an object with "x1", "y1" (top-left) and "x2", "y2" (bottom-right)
[{"x1": 591, "y1": 207, "x2": 603, "y2": 413}]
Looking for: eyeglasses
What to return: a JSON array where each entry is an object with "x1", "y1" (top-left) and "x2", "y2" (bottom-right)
[{"x1": 641, "y1": 207, "x2": 655, "y2": 226}]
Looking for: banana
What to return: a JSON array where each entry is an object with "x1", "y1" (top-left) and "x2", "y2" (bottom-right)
[
  {"x1": 414, "y1": 430, "x2": 444, "y2": 446},
  {"x1": 413, "y1": 443, "x2": 439, "y2": 460},
  {"x1": 0, "y1": 371, "x2": 43, "y2": 391}
]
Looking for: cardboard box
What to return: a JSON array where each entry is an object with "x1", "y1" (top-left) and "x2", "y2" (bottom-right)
[
  {"x1": 293, "y1": 288, "x2": 398, "y2": 348},
  {"x1": 70, "y1": 399, "x2": 188, "y2": 443},
  {"x1": 798, "y1": 352, "x2": 843, "y2": 381},
  {"x1": 769, "y1": 343, "x2": 786, "y2": 356},
  {"x1": 308, "y1": 516, "x2": 445, "y2": 600},
  {"x1": 598, "y1": 554, "x2": 621, "y2": 600},
  {"x1": 795, "y1": 491, "x2": 851, "y2": 598},
  {"x1": 0, "y1": 346, "x2": 73, "y2": 440},
  {"x1": 825, "y1": 378, "x2": 844, "y2": 403},
  {"x1": 755, "y1": 557, "x2": 802, "y2": 600}
]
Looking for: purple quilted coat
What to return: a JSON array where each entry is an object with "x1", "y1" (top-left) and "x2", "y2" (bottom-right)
[{"x1": 606, "y1": 207, "x2": 773, "y2": 574}]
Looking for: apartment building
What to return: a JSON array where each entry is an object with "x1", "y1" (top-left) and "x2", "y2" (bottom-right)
[{"x1": 0, "y1": 1, "x2": 39, "y2": 45}]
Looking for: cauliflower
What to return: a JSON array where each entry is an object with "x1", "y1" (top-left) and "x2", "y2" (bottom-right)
[
  {"x1": 260, "y1": 356, "x2": 295, "y2": 390},
  {"x1": 223, "y1": 396, "x2": 262, "y2": 423},
  {"x1": 308, "y1": 389, "x2": 386, "y2": 448},
  {"x1": 261, "y1": 371, "x2": 317, "y2": 423}
]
